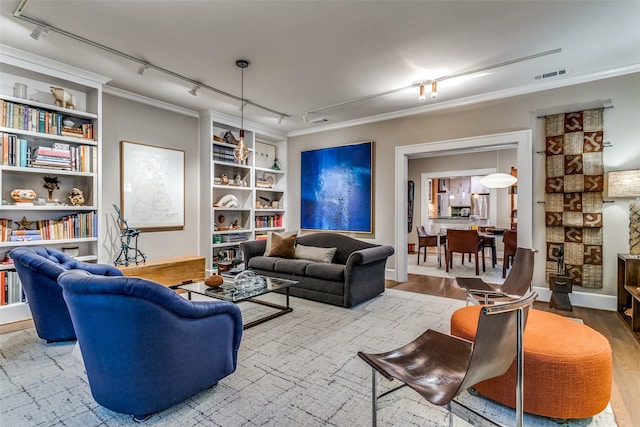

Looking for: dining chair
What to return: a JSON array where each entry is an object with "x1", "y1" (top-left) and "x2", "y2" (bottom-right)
[
  {"x1": 457, "y1": 247, "x2": 537, "y2": 305},
  {"x1": 502, "y1": 229, "x2": 518, "y2": 278},
  {"x1": 446, "y1": 229, "x2": 485, "y2": 275},
  {"x1": 358, "y1": 291, "x2": 537, "y2": 427},
  {"x1": 416, "y1": 225, "x2": 446, "y2": 265}
]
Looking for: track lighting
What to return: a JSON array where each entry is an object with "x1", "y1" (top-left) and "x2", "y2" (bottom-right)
[
  {"x1": 418, "y1": 84, "x2": 426, "y2": 102},
  {"x1": 137, "y1": 64, "x2": 148, "y2": 77},
  {"x1": 303, "y1": 113, "x2": 309, "y2": 122},
  {"x1": 30, "y1": 25, "x2": 48, "y2": 40},
  {"x1": 278, "y1": 116, "x2": 284, "y2": 125},
  {"x1": 189, "y1": 84, "x2": 199, "y2": 96},
  {"x1": 431, "y1": 82, "x2": 438, "y2": 99}
]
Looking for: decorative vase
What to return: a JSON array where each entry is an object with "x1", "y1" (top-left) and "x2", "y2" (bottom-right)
[{"x1": 11, "y1": 189, "x2": 36, "y2": 204}]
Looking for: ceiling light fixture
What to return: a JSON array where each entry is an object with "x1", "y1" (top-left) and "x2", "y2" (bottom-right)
[
  {"x1": 234, "y1": 59, "x2": 250, "y2": 163},
  {"x1": 137, "y1": 64, "x2": 148, "y2": 77},
  {"x1": 189, "y1": 84, "x2": 199, "y2": 96},
  {"x1": 431, "y1": 81, "x2": 438, "y2": 99},
  {"x1": 30, "y1": 25, "x2": 48, "y2": 40},
  {"x1": 480, "y1": 173, "x2": 517, "y2": 189},
  {"x1": 418, "y1": 84, "x2": 426, "y2": 102}
]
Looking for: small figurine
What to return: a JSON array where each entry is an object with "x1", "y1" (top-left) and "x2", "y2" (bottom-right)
[
  {"x1": 50, "y1": 87, "x2": 77, "y2": 110},
  {"x1": 221, "y1": 174, "x2": 229, "y2": 185},
  {"x1": 557, "y1": 246, "x2": 564, "y2": 274}
]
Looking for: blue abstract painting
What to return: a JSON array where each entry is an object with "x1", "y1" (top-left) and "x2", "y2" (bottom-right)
[{"x1": 301, "y1": 141, "x2": 373, "y2": 233}]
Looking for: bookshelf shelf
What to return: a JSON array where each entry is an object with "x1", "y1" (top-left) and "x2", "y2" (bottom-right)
[
  {"x1": 1, "y1": 45, "x2": 107, "y2": 323},
  {"x1": 200, "y1": 112, "x2": 287, "y2": 270}
]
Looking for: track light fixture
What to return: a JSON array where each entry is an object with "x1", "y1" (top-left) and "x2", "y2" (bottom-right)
[
  {"x1": 418, "y1": 84, "x2": 426, "y2": 102},
  {"x1": 137, "y1": 64, "x2": 148, "y2": 77},
  {"x1": 30, "y1": 25, "x2": 48, "y2": 40},
  {"x1": 431, "y1": 82, "x2": 438, "y2": 99},
  {"x1": 189, "y1": 84, "x2": 199, "y2": 96}
]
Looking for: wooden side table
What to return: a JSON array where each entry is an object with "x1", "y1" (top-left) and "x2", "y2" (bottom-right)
[
  {"x1": 617, "y1": 254, "x2": 640, "y2": 341},
  {"x1": 549, "y1": 274, "x2": 572, "y2": 311},
  {"x1": 117, "y1": 254, "x2": 206, "y2": 289}
]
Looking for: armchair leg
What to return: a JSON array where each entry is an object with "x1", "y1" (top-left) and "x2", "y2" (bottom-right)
[{"x1": 371, "y1": 367, "x2": 378, "y2": 427}]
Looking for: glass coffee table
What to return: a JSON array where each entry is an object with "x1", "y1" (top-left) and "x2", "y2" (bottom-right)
[{"x1": 179, "y1": 275, "x2": 298, "y2": 329}]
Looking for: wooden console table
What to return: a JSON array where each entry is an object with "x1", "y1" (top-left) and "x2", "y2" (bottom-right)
[
  {"x1": 117, "y1": 255, "x2": 206, "y2": 289},
  {"x1": 617, "y1": 254, "x2": 640, "y2": 341}
]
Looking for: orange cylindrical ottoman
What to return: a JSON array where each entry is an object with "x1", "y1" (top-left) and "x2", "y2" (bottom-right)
[{"x1": 450, "y1": 306, "x2": 612, "y2": 420}]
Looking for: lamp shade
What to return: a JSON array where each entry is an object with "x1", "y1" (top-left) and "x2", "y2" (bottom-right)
[
  {"x1": 479, "y1": 173, "x2": 517, "y2": 189},
  {"x1": 607, "y1": 170, "x2": 640, "y2": 198}
]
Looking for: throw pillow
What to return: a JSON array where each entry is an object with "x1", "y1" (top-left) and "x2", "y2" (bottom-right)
[
  {"x1": 295, "y1": 245, "x2": 337, "y2": 263},
  {"x1": 268, "y1": 233, "x2": 297, "y2": 259},
  {"x1": 264, "y1": 230, "x2": 298, "y2": 256}
]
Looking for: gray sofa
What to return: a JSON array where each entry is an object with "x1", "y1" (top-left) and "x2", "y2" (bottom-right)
[{"x1": 240, "y1": 233, "x2": 394, "y2": 308}]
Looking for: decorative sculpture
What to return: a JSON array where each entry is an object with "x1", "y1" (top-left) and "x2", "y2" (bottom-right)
[
  {"x1": 50, "y1": 87, "x2": 77, "y2": 110},
  {"x1": 68, "y1": 188, "x2": 85, "y2": 206},
  {"x1": 113, "y1": 204, "x2": 146, "y2": 266}
]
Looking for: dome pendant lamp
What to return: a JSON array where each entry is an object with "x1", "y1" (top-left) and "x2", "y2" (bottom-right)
[{"x1": 234, "y1": 59, "x2": 250, "y2": 163}]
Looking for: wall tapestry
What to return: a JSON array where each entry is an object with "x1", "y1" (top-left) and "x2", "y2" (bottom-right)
[
  {"x1": 544, "y1": 109, "x2": 604, "y2": 288},
  {"x1": 300, "y1": 141, "x2": 373, "y2": 233}
]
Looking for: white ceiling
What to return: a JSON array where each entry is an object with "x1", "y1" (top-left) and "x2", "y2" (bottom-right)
[{"x1": 2, "y1": 1, "x2": 639, "y2": 136}]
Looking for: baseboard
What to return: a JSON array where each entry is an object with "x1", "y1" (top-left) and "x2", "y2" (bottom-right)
[
  {"x1": 533, "y1": 286, "x2": 617, "y2": 311},
  {"x1": 385, "y1": 268, "x2": 396, "y2": 281}
]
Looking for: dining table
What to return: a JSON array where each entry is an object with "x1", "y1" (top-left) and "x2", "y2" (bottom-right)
[{"x1": 435, "y1": 229, "x2": 503, "y2": 269}]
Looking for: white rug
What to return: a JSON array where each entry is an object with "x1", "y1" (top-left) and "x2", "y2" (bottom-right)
[{"x1": 0, "y1": 289, "x2": 616, "y2": 426}]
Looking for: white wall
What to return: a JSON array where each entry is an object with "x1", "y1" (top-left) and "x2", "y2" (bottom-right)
[
  {"x1": 100, "y1": 94, "x2": 200, "y2": 263},
  {"x1": 287, "y1": 72, "x2": 640, "y2": 304}
]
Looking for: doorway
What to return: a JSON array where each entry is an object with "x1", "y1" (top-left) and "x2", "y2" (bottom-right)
[{"x1": 394, "y1": 130, "x2": 532, "y2": 282}]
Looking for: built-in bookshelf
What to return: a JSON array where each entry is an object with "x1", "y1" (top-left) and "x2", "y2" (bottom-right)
[
  {"x1": 0, "y1": 45, "x2": 108, "y2": 325},
  {"x1": 199, "y1": 111, "x2": 287, "y2": 271}
]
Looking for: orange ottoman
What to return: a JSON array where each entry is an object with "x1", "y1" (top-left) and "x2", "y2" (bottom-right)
[{"x1": 450, "y1": 306, "x2": 612, "y2": 420}]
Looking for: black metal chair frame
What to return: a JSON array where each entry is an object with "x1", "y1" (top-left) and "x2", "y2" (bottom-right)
[
  {"x1": 113, "y1": 204, "x2": 146, "y2": 266},
  {"x1": 358, "y1": 292, "x2": 537, "y2": 427}
]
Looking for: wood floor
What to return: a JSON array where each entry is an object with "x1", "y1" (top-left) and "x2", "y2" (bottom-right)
[{"x1": 386, "y1": 274, "x2": 640, "y2": 427}]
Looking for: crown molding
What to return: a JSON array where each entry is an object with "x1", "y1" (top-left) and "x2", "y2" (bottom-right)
[
  {"x1": 103, "y1": 85, "x2": 199, "y2": 117},
  {"x1": 287, "y1": 62, "x2": 640, "y2": 138}
]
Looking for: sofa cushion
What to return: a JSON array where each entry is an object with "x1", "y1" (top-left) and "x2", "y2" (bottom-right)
[
  {"x1": 264, "y1": 230, "x2": 298, "y2": 256},
  {"x1": 304, "y1": 262, "x2": 345, "y2": 282},
  {"x1": 295, "y1": 245, "x2": 337, "y2": 263},
  {"x1": 268, "y1": 233, "x2": 296, "y2": 258},
  {"x1": 247, "y1": 256, "x2": 278, "y2": 272},
  {"x1": 274, "y1": 259, "x2": 311, "y2": 276}
]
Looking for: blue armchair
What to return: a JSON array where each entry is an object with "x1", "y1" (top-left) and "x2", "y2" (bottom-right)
[
  {"x1": 57, "y1": 269, "x2": 243, "y2": 420},
  {"x1": 9, "y1": 246, "x2": 122, "y2": 343}
]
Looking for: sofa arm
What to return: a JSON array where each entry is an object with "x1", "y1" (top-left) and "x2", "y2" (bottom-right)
[
  {"x1": 345, "y1": 245, "x2": 395, "y2": 268},
  {"x1": 240, "y1": 240, "x2": 267, "y2": 264}
]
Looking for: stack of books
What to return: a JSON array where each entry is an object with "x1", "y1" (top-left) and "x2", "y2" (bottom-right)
[
  {"x1": 9, "y1": 229, "x2": 42, "y2": 242},
  {"x1": 31, "y1": 144, "x2": 71, "y2": 170}
]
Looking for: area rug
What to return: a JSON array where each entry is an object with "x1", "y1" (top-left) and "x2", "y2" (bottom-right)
[{"x1": 0, "y1": 290, "x2": 616, "y2": 426}]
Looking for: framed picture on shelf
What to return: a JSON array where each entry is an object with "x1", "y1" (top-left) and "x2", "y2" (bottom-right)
[
  {"x1": 120, "y1": 140, "x2": 185, "y2": 231},
  {"x1": 300, "y1": 140, "x2": 374, "y2": 233}
]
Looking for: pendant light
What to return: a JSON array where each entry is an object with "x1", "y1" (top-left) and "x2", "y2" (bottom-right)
[
  {"x1": 234, "y1": 59, "x2": 250, "y2": 163},
  {"x1": 480, "y1": 173, "x2": 517, "y2": 188}
]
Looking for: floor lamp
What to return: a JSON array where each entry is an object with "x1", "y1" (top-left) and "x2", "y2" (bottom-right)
[{"x1": 607, "y1": 170, "x2": 640, "y2": 255}]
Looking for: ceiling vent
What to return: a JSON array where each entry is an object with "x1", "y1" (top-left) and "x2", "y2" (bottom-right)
[
  {"x1": 533, "y1": 68, "x2": 568, "y2": 81},
  {"x1": 311, "y1": 117, "x2": 329, "y2": 124}
]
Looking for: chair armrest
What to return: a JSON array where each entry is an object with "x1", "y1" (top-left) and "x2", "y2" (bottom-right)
[
  {"x1": 345, "y1": 245, "x2": 395, "y2": 268},
  {"x1": 69, "y1": 260, "x2": 123, "y2": 276}
]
